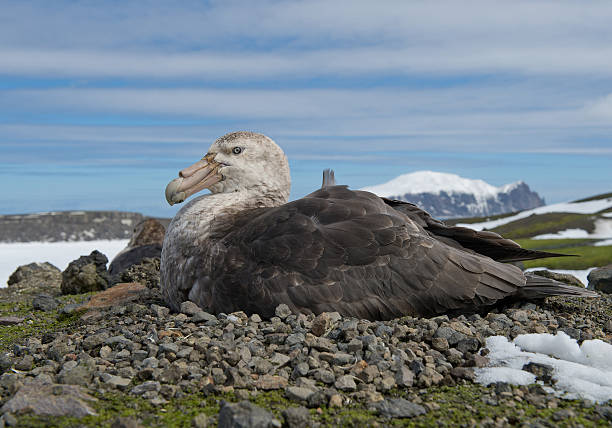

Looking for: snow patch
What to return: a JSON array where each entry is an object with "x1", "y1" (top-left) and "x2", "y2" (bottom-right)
[
  {"x1": 532, "y1": 219, "x2": 612, "y2": 240},
  {"x1": 457, "y1": 198, "x2": 612, "y2": 231},
  {"x1": 595, "y1": 239, "x2": 612, "y2": 247},
  {"x1": 475, "y1": 332, "x2": 612, "y2": 403},
  {"x1": 0, "y1": 240, "x2": 129, "y2": 287},
  {"x1": 362, "y1": 171, "x2": 500, "y2": 198}
]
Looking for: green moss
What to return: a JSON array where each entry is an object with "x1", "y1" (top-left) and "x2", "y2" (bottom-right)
[
  {"x1": 11, "y1": 383, "x2": 612, "y2": 427},
  {"x1": 522, "y1": 244, "x2": 612, "y2": 270},
  {"x1": 490, "y1": 212, "x2": 598, "y2": 240},
  {"x1": 515, "y1": 238, "x2": 599, "y2": 250},
  {"x1": 0, "y1": 293, "x2": 93, "y2": 353}
]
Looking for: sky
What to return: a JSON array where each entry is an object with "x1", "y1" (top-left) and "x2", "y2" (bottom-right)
[{"x1": 2, "y1": 0, "x2": 612, "y2": 218}]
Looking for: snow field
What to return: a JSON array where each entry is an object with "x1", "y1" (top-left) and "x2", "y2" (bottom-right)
[{"x1": 0, "y1": 240, "x2": 129, "y2": 287}]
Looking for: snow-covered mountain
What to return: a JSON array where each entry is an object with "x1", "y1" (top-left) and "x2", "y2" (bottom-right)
[{"x1": 362, "y1": 171, "x2": 545, "y2": 218}]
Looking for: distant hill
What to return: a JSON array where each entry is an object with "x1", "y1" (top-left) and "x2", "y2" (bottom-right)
[
  {"x1": 362, "y1": 171, "x2": 544, "y2": 218},
  {"x1": 449, "y1": 192, "x2": 612, "y2": 270},
  {"x1": 0, "y1": 211, "x2": 171, "y2": 243}
]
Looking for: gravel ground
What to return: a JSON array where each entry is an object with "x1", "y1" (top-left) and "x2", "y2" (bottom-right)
[{"x1": 1, "y1": 261, "x2": 611, "y2": 427}]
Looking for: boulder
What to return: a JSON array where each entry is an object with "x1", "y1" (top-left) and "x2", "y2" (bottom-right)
[
  {"x1": 0, "y1": 383, "x2": 97, "y2": 417},
  {"x1": 61, "y1": 250, "x2": 110, "y2": 294},
  {"x1": 588, "y1": 265, "x2": 612, "y2": 294},
  {"x1": 117, "y1": 257, "x2": 160, "y2": 289},
  {"x1": 108, "y1": 218, "x2": 165, "y2": 284},
  {"x1": 8, "y1": 262, "x2": 60, "y2": 286},
  {"x1": 218, "y1": 400, "x2": 281, "y2": 428}
]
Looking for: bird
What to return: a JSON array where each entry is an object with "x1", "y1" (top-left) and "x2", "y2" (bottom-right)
[{"x1": 160, "y1": 131, "x2": 596, "y2": 320}]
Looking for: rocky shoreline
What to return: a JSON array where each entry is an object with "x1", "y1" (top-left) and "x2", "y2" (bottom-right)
[{"x1": 0, "y1": 256, "x2": 611, "y2": 427}]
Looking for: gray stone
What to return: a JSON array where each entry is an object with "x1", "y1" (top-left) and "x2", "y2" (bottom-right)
[
  {"x1": 14, "y1": 355, "x2": 34, "y2": 371},
  {"x1": 434, "y1": 326, "x2": 466, "y2": 346},
  {"x1": 0, "y1": 317, "x2": 24, "y2": 326},
  {"x1": 523, "y1": 362, "x2": 554, "y2": 383},
  {"x1": 192, "y1": 311, "x2": 217, "y2": 323},
  {"x1": 588, "y1": 265, "x2": 612, "y2": 293},
  {"x1": 180, "y1": 301, "x2": 201, "y2": 316},
  {"x1": 101, "y1": 374, "x2": 132, "y2": 390},
  {"x1": 130, "y1": 380, "x2": 161, "y2": 395},
  {"x1": 395, "y1": 366, "x2": 414, "y2": 387},
  {"x1": 159, "y1": 342, "x2": 179, "y2": 354},
  {"x1": 285, "y1": 386, "x2": 315, "y2": 402},
  {"x1": 32, "y1": 293, "x2": 59, "y2": 311},
  {"x1": 57, "y1": 365, "x2": 93, "y2": 387},
  {"x1": 334, "y1": 374, "x2": 357, "y2": 391},
  {"x1": 282, "y1": 406, "x2": 311, "y2": 428},
  {"x1": 0, "y1": 383, "x2": 97, "y2": 417},
  {"x1": 375, "y1": 398, "x2": 427, "y2": 418},
  {"x1": 7, "y1": 262, "x2": 60, "y2": 286},
  {"x1": 61, "y1": 250, "x2": 110, "y2": 294},
  {"x1": 192, "y1": 413, "x2": 209, "y2": 428},
  {"x1": 274, "y1": 304, "x2": 292, "y2": 319},
  {"x1": 218, "y1": 400, "x2": 281, "y2": 428}
]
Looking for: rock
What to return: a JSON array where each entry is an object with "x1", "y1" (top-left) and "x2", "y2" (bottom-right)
[
  {"x1": 310, "y1": 313, "x2": 332, "y2": 337},
  {"x1": 274, "y1": 304, "x2": 292, "y2": 319},
  {"x1": 110, "y1": 247, "x2": 162, "y2": 285},
  {"x1": 101, "y1": 374, "x2": 132, "y2": 390},
  {"x1": 0, "y1": 317, "x2": 24, "y2": 326},
  {"x1": 180, "y1": 301, "x2": 201, "y2": 316},
  {"x1": 118, "y1": 258, "x2": 161, "y2": 289},
  {"x1": 255, "y1": 375, "x2": 288, "y2": 390},
  {"x1": 192, "y1": 311, "x2": 218, "y2": 323},
  {"x1": 32, "y1": 293, "x2": 59, "y2": 311},
  {"x1": 334, "y1": 375, "x2": 357, "y2": 392},
  {"x1": 532, "y1": 269, "x2": 585, "y2": 287},
  {"x1": 61, "y1": 250, "x2": 110, "y2": 294},
  {"x1": 218, "y1": 400, "x2": 281, "y2": 428},
  {"x1": 192, "y1": 413, "x2": 209, "y2": 428},
  {"x1": 79, "y1": 282, "x2": 147, "y2": 311},
  {"x1": 8, "y1": 262, "x2": 60, "y2": 286},
  {"x1": 108, "y1": 218, "x2": 165, "y2": 284},
  {"x1": 111, "y1": 416, "x2": 145, "y2": 428},
  {"x1": 14, "y1": 355, "x2": 34, "y2": 371},
  {"x1": 130, "y1": 381, "x2": 161, "y2": 395},
  {"x1": 58, "y1": 364, "x2": 93, "y2": 387},
  {"x1": 450, "y1": 367, "x2": 475, "y2": 381},
  {"x1": 281, "y1": 406, "x2": 310, "y2": 428},
  {"x1": 0, "y1": 383, "x2": 97, "y2": 417},
  {"x1": 522, "y1": 362, "x2": 554, "y2": 383},
  {"x1": 395, "y1": 366, "x2": 414, "y2": 387},
  {"x1": 588, "y1": 265, "x2": 612, "y2": 293},
  {"x1": 434, "y1": 326, "x2": 465, "y2": 346},
  {"x1": 329, "y1": 394, "x2": 343, "y2": 407},
  {"x1": 375, "y1": 398, "x2": 427, "y2": 418},
  {"x1": 285, "y1": 386, "x2": 315, "y2": 402}
]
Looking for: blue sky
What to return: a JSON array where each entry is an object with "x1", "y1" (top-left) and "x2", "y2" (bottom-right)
[{"x1": 2, "y1": 1, "x2": 612, "y2": 218}]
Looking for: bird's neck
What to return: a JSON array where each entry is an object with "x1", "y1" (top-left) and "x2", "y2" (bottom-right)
[{"x1": 168, "y1": 190, "x2": 286, "y2": 243}]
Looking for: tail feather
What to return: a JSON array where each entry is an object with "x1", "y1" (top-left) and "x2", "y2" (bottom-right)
[
  {"x1": 517, "y1": 273, "x2": 598, "y2": 299},
  {"x1": 322, "y1": 169, "x2": 336, "y2": 188}
]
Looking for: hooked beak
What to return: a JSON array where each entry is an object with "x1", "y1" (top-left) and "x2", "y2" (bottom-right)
[{"x1": 165, "y1": 153, "x2": 223, "y2": 205}]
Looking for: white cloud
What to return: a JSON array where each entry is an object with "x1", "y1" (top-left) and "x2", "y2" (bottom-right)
[{"x1": 2, "y1": 2, "x2": 612, "y2": 79}]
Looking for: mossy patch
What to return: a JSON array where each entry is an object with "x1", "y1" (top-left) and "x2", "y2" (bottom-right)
[
  {"x1": 0, "y1": 293, "x2": 93, "y2": 353},
  {"x1": 521, "y1": 244, "x2": 612, "y2": 270}
]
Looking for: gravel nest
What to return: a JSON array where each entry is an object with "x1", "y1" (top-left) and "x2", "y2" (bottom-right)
[{"x1": 1, "y1": 265, "x2": 612, "y2": 426}]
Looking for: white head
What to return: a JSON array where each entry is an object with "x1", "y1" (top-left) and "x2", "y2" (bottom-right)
[{"x1": 165, "y1": 131, "x2": 291, "y2": 206}]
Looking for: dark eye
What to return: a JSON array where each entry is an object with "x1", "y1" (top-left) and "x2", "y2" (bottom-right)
[{"x1": 232, "y1": 147, "x2": 242, "y2": 155}]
